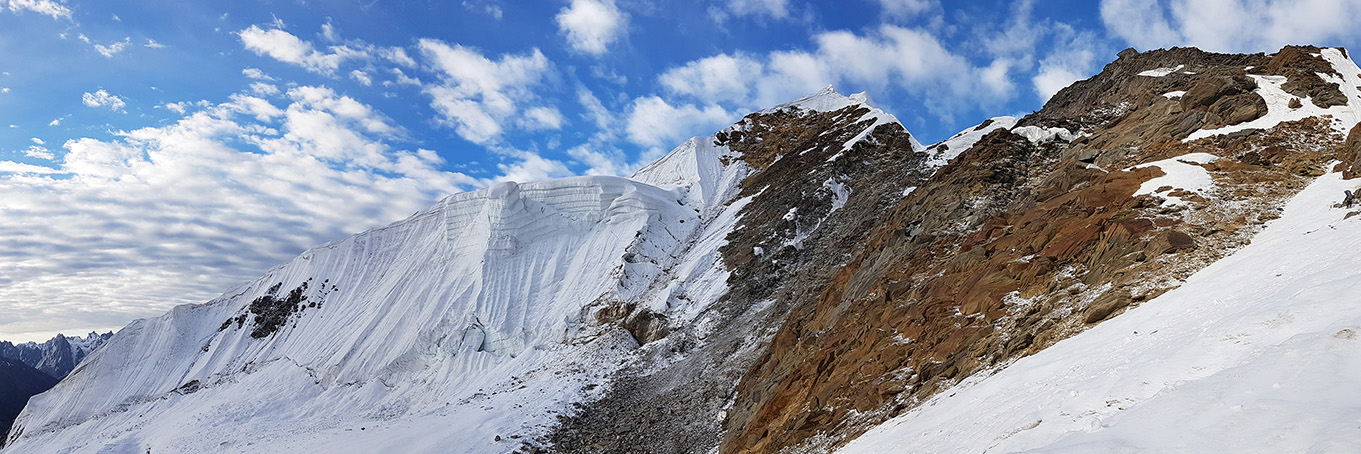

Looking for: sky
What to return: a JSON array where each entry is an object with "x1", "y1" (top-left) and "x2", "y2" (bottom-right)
[{"x1": 2, "y1": 0, "x2": 1361, "y2": 343}]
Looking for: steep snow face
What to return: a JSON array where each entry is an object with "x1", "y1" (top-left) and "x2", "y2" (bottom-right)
[
  {"x1": 839, "y1": 169, "x2": 1361, "y2": 453},
  {"x1": 631, "y1": 134, "x2": 746, "y2": 211},
  {"x1": 5, "y1": 149, "x2": 751, "y2": 452}
]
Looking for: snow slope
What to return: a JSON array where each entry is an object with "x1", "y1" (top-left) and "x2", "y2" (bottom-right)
[
  {"x1": 5, "y1": 87, "x2": 905, "y2": 454},
  {"x1": 840, "y1": 169, "x2": 1361, "y2": 453},
  {"x1": 5, "y1": 150, "x2": 750, "y2": 453}
]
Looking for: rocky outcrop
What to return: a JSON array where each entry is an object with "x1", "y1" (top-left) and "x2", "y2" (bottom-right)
[
  {"x1": 719, "y1": 46, "x2": 1353, "y2": 453},
  {"x1": 551, "y1": 98, "x2": 939, "y2": 454}
]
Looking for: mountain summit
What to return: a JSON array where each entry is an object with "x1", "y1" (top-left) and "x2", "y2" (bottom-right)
[{"x1": 8, "y1": 46, "x2": 1361, "y2": 453}]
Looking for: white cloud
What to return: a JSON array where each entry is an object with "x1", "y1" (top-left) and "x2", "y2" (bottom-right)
[
  {"x1": 250, "y1": 82, "x2": 280, "y2": 96},
  {"x1": 160, "y1": 100, "x2": 210, "y2": 115},
  {"x1": 493, "y1": 150, "x2": 572, "y2": 183},
  {"x1": 1, "y1": 0, "x2": 71, "y2": 19},
  {"x1": 242, "y1": 67, "x2": 275, "y2": 81},
  {"x1": 382, "y1": 47, "x2": 417, "y2": 67},
  {"x1": 0, "y1": 85, "x2": 479, "y2": 341},
  {"x1": 556, "y1": 0, "x2": 627, "y2": 56},
  {"x1": 723, "y1": 0, "x2": 791, "y2": 19},
  {"x1": 417, "y1": 39, "x2": 550, "y2": 144},
  {"x1": 463, "y1": 0, "x2": 504, "y2": 20},
  {"x1": 238, "y1": 25, "x2": 367, "y2": 75},
  {"x1": 625, "y1": 96, "x2": 733, "y2": 148},
  {"x1": 30, "y1": 137, "x2": 43, "y2": 145},
  {"x1": 522, "y1": 106, "x2": 564, "y2": 131},
  {"x1": 94, "y1": 37, "x2": 131, "y2": 58},
  {"x1": 874, "y1": 0, "x2": 935, "y2": 19},
  {"x1": 577, "y1": 87, "x2": 615, "y2": 131},
  {"x1": 0, "y1": 160, "x2": 62, "y2": 173},
  {"x1": 48, "y1": 118, "x2": 60, "y2": 126},
  {"x1": 21, "y1": 145, "x2": 53, "y2": 159},
  {"x1": 656, "y1": 25, "x2": 1008, "y2": 117},
  {"x1": 82, "y1": 89, "x2": 126, "y2": 111},
  {"x1": 1032, "y1": 25, "x2": 1100, "y2": 101},
  {"x1": 1, "y1": 87, "x2": 9, "y2": 93},
  {"x1": 660, "y1": 53, "x2": 763, "y2": 104},
  {"x1": 1100, "y1": 0, "x2": 1361, "y2": 53},
  {"x1": 144, "y1": 38, "x2": 166, "y2": 49},
  {"x1": 350, "y1": 69, "x2": 373, "y2": 86}
]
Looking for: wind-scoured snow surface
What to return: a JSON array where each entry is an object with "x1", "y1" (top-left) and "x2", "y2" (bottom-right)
[
  {"x1": 4, "y1": 123, "x2": 753, "y2": 453},
  {"x1": 840, "y1": 169, "x2": 1361, "y2": 453}
]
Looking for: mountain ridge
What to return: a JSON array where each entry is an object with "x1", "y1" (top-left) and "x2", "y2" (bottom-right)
[{"x1": 7, "y1": 45, "x2": 1361, "y2": 453}]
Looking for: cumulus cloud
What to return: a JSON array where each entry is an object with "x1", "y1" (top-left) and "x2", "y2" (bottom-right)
[
  {"x1": 656, "y1": 25, "x2": 1009, "y2": 118},
  {"x1": 0, "y1": 85, "x2": 479, "y2": 342},
  {"x1": 625, "y1": 96, "x2": 733, "y2": 148},
  {"x1": 417, "y1": 39, "x2": 550, "y2": 144},
  {"x1": 1100, "y1": 0, "x2": 1361, "y2": 53},
  {"x1": 1, "y1": 0, "x2": 71, "y2": 19},
  {"x1": 250, "y1": 82, "x2": 280, "y2": 96},
  {"x1": 555, "y1": 0, "x2": 627, "y2": 56},
  {"x1": 82, "y1": 89, "x2": 126, "y2": 111},
  {"x1": 238, "y1": 25, "x2": 367, "y2": 75},
  {"x1": 1031, "y1": 25, "x2": 1101, "y2": 101},
  {"x1": 493, "y1": 150, "x2": 573, "y2": 183}
]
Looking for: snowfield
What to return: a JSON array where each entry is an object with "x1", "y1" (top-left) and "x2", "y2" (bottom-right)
[{"x1": 840, "y1": 169, "x2": 1361, "y2": 453}]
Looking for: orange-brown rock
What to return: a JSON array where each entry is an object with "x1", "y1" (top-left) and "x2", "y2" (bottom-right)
[{"x1": 719, "y1": 47, "x2": 1351, "y2": 454}]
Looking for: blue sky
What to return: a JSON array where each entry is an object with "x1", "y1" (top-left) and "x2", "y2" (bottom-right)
[{"x1": 2, "y1": 0, "x2": 1360, "y2": 342}]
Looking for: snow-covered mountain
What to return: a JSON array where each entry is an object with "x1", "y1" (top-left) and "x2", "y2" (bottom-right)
[
  {"x1": 4, "y1": 85, "x2": 934, "y2": 453},
  {"x1": 8, "y1": 45, "x2": 1361, "y2": 454},
  {"x1": 0, "y1": 331, "x2": 113, "y2": 379}
]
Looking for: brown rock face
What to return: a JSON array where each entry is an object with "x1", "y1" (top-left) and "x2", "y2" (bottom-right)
[
  {"x1": 1341, "y1": 123, "x2": 1361, "y2": 179},
  {"x1": 550, "y1": 101, "x2": 940, "y2": 454},
  {"x1": 720, "y1": 46, "x2": 1351, "y2": 454},
  {"x1": 548, "y1": 46, "x2": 1354, "y2": 454}
]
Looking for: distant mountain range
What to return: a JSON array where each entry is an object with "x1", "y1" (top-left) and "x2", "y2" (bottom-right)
[{"x1": 0, "y1": 331, "x2": 113, "y2": 379}]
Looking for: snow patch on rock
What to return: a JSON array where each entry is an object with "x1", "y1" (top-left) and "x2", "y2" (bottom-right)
[
  {"x1": 1012, "y1": 125, "x2": 1079, "y2": 144},
  {"x1": 1137, "y1": 65, "x2": 1184, "y2": 77},
  {"x1": 1186, "y1": 48, "x2": 1361, "y2": 142},
  {"x1": 1127, "y1": 152, "x2": 1218, "y2": 206}
]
